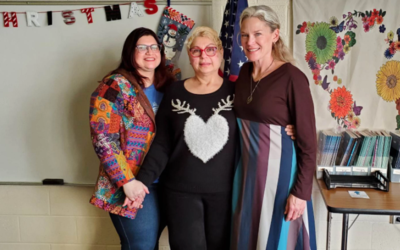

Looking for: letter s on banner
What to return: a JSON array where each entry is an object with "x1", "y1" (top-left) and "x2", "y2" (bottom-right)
[
  {"x1": 144, "y1": 0, "x2": 158, "y2": 15},
  {"x1": 62, "y1": 10, "x2": 76, "y2": 25}
]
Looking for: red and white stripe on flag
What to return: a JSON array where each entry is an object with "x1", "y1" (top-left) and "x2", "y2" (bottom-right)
[
  {"x1": 81, "y1": 8, "x2": 95, "y2": 24},
  {"x1": 3, "y1": 12, "x2": 18, "y2": 27}
]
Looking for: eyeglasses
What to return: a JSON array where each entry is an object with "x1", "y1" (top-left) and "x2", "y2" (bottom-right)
[
  {"x1": 136, "y1": 44, "x2": 162, "y2": 53},
  {"x1": 189, "y1": 46, "x2": 218, "y2": 57}
]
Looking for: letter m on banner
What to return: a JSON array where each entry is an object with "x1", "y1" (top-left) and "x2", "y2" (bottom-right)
[
  {"x1": 3, "y1": 12, "x2": 18, "y2": 27},
  {"x1": 104, "y1": 5, "x2": 122, "y2": 21}
]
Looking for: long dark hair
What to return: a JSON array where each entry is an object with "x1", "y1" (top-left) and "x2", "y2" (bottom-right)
[{"x1": 112, "y1": 27, "x2": 174, "y2": 91}]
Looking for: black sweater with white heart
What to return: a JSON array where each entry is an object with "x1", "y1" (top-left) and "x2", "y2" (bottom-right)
[{"x1": 136, "y1": 79, "x2": 237, "y2": 193}]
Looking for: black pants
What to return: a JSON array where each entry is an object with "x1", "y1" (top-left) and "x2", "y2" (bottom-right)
[{"x1": 164, "y1": 188, "x2": 231, "y2": 250}]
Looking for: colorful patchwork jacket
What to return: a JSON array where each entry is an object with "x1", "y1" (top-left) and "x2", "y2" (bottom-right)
[{"x1": 89, "y1": 69, "x2": 156, "y2": 219}]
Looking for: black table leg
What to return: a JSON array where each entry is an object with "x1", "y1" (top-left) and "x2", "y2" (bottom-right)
[
  {"x1": 327, "y1": 211, "x2": 331, "y2": 250},
  {"x1": 341, "y1": 213, "x2": 349, "y2": 250}
]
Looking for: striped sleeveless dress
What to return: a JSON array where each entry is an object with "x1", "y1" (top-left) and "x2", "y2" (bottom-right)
[{"x1": 231, "y1": 63, "x2": 317, "y2": 250}]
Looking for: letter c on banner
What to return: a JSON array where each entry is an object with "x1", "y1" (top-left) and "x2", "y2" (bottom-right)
[
  {"x1": 144, "y1": 0, "x2": 158, "y2": 15},
  {"x1": 62, "y1": 10, "x2": 76, "y2": 25}
]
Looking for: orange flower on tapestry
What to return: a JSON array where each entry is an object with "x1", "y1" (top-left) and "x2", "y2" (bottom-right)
[{"x1": 330, "y1": 86, "x2": 353, "y2": 118}]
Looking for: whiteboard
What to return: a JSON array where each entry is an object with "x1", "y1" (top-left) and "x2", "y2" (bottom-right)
[{"x1": 0, "y1": 3, "x2": 212, "y2": 184}]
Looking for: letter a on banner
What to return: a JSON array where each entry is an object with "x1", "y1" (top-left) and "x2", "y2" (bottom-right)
[
  {"x1": 128, "y1": 2, "x2": 144, "y2": 18},
  {"x1": 26, "y1": 12, "x2": 40, "y2": 27},
  {"x1": 81, "y1": 8, "x2": 95, "y2": 24},
  {"x1": 62, "y1": 10, "x2": 76, "y2": 25},
  {"x1": 3, "y1": 12, "x2": 18, "y2": 27},
  {"x1": 104, "y1": 5, "x2": 121, "y2": 21}
]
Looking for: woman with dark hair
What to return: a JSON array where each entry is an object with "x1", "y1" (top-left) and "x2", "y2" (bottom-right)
[{"x1": 88, "y1": 27, "x2": 174, "y2": 250}]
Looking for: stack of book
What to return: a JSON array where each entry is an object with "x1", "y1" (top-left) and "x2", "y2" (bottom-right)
[{"x1": 317, "y1": 129, "x2": 392, "y2": 169}]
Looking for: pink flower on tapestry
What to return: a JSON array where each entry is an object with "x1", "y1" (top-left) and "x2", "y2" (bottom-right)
[
  {"x1": 328, "y1": 60, "x2": 336, "y2": 69},
  {"x1": 330, "y1": 86, "x2": 353, "y2": 118}
]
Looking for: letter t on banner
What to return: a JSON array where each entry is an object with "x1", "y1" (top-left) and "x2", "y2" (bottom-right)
[
  {"x1": 81, "y1": 8, "x2": 95, "y2": 24},
  {"x1": 3, "y1": 12, "x2": 18, "y2": 27},
  {"x1": 26, "y1": 12, "x2": 40, "y2": 27}
]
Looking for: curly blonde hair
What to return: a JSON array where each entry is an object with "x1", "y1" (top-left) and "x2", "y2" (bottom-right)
[
  {"x1": 240, "y1": 5, "x2": 295, "y2": 64},
  {"x1": 185, "y1": 26, "x2": 223, "y2": 51}
]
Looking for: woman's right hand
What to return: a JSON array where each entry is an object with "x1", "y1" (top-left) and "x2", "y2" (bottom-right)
[
  {"x1": 123, "y1": 197, "x2": 144, "y2": 209},
  {"x1": 123, "y1": 179, "x2": 149, "y2": 202}
]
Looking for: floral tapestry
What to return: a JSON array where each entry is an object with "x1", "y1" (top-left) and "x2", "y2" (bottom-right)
[{"x1": 293, "y1": 0, "x2": 400, "y2": 130}]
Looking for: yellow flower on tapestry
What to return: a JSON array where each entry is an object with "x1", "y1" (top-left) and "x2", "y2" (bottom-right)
[
  {"x1": 376, "y1": 60, "x2": 400, "y2": 102},
  {"x1": 347, "y1": 111, "x2": 355, "y2": 122}
]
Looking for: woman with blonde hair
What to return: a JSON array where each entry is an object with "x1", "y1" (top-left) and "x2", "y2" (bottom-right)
[
  {"x1": 132, "y1": 26, "x2": 236, "y2": 250},
  {"x1": 231, "y1": 5, "x2": 317, "y2": 250}
]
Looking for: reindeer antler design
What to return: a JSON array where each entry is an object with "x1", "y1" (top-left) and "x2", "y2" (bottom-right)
[
  {"x1": 212, "y1": 95, "x2": 234, "y2": 114},
  {"x1": 171, "y1": 99, "x2": 197, "y2": 115}
]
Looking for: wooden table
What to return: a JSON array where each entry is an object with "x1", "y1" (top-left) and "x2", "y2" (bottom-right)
[{"x1": 317, "y1": 178, "x2": 400, "y2": 250}]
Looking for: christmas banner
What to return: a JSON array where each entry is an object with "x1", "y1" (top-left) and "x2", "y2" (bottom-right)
[
  {"x1": 293, "y1": 0, "x2": 400, "y2": 130},
  {"x1": 1, "y1": 1, "x2": 158, "y2": 28},
  {"x1": 157, "y1": 7, "x2": 195, "y2": 80}
]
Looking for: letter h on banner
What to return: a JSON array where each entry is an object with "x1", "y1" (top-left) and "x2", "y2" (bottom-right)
[{"x1": 3, "y1": 12, "x2": 18, "y2": 27}]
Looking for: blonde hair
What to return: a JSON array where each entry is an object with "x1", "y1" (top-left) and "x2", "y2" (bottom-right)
[
  {"x1": 185, "y1": 26, "x2": 223, "y2": 51},
  {"x1": 240, "y1": 5, "x2": 295, "y2": 64}
]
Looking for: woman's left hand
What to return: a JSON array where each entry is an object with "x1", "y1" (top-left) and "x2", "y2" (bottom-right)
[
  {"x1": 285, "y1": 125, "x2": 296, "y2": 140},
  {"x1": 284, "y1": 194, "x2": 306, "y2": 221}
]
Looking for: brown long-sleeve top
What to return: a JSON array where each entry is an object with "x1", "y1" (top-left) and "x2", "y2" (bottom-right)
[{"x1": 234, "y1": 62, "x2": 317, "y2": 200}]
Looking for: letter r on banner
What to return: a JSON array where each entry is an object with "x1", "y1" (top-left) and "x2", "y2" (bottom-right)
[
  {"x1": 3, "y1": 12, "x2": 18, "y2": 27},
  {"x1": 26, "y1": 12, "x2": 41, "y2": 27},
  {"x1": 81, "y1": 8, "x2": 95, "y2": 24}
]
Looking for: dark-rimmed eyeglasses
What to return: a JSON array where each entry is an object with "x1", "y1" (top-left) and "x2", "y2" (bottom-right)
[
  {"x1": 136, "y1": 44, "x2": 162, "y2": 53},
  {"x1": 189, "y1": 46, "x2": 218, "y2": 57}
]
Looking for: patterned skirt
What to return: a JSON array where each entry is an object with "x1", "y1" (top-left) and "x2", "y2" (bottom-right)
[{"x1": 231, "y1": 119, "x2": 317, "y2": 250}]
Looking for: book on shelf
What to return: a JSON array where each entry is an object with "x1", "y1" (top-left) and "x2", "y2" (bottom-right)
[{"x1": 316, "y1": 129, "x2": 393, "y2": 178}]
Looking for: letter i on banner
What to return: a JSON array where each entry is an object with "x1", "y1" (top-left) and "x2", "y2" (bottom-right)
[
  {"x1": 128, "y1": 2, "x2": 144, "y2": 18},
  {"x1": 26, "y1": 12, "x2": 40, "y2": 27},
  {"x1": 3, "y1": 12, "x2": 18, "y2": 27},
  {"x1": 81, "y1": 8, "x2": 94, "y2": 24},
  {"x1": 62, "y1": 10, "x2": 76, "y2": 25},
  {"x1": 47, "y1": 12, "x2": 52, "y2": 26}
]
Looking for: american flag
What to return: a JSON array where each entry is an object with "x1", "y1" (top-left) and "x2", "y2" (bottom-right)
[{"x1": 220, "y1": 0, "x2": 248, "y2": 82}]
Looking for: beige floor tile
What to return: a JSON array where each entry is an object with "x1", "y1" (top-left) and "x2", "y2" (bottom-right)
[{"x1": 371, "y1": 223, "x2": 400, "y2": 250}]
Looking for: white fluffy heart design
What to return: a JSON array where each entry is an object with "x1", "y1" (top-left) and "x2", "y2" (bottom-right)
[{"x1": 184, "y1": 114, "x2": 229, "y2": 163}]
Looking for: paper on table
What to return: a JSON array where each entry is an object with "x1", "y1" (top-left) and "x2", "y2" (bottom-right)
[{"x1": 348, "y1": 191, "x2": 370, "y2": 199}]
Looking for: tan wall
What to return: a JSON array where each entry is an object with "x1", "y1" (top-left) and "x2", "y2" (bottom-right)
[{"x1": 0, "y1": 185, "x2": 170, "y2": 250}]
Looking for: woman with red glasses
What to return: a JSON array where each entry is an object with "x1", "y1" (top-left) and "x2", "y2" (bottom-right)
[{"x1": 128, "y1": 26, "x2": 296, "y2": 250}]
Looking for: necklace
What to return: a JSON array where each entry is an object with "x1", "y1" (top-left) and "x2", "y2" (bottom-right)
[{"x1": 247, "y1": 59, "x2": 275, "y2": 104}]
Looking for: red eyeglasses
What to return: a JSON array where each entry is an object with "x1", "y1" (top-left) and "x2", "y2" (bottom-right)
[{"x1": 189, "y1": 46, "x2": 218, "y2": 57}]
